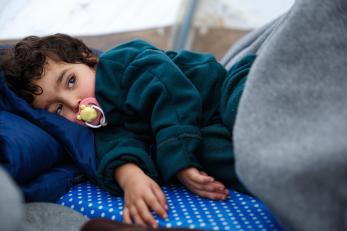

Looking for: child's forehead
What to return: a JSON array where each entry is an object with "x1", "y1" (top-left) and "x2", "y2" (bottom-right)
[
  {"x1": 43, "y1": 58, "x2": 65, "y2": 72},
  {"x1": 37, "y1": 58, "x2": 66, "y2": 83},
  {"x1": 45, "y1": 56, "x2": 64, "y2": 66}
]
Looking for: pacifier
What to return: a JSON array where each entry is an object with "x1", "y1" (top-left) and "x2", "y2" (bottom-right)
[{"x1": 76, "y1": 97, "x2": 107, "y2": 128}]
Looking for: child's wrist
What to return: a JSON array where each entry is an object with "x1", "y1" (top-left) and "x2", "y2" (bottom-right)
[{"x1": 114, "y1": 163, "x2": 144, "y2": 189}]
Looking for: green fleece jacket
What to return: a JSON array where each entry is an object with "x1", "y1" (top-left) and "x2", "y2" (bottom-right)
[{"x1": 94, "y1": 40, "x2": 255, "y2": 195}]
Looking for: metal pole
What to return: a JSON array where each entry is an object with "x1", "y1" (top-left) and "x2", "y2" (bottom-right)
[{"x1": 171, "y1": 0, "x2": 199, "y2": 51}]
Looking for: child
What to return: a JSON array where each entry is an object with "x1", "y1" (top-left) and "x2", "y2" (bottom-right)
[{"x1": 0, "y1": 34, "x2": 255, "y2": 228}]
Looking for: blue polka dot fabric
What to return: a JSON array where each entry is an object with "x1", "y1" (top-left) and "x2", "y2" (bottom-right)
[{"x1": 58, "y1": 182, "x2": 283, "y2": 230}]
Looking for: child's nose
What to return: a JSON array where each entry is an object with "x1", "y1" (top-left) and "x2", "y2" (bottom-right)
[
  {"x1": 73, "y1": 100, "x2": 81, "y2": 114},
  {"x1": 64, "y1": 98, "x2": 81, "y2": 114}
]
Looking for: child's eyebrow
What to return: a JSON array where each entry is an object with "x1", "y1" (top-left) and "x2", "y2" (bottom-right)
[
  {"x1": 55, "y1": 68, "x2": 70, "y2": 89},
  {"x1": 42, "y1": 68, "x2": 71, "y2": 110}
]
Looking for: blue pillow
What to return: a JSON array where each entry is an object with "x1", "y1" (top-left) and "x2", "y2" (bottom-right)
[
  {"x1": 0, "y1": 70, "x2": 97, "y2": 182},
  {"x1": 21, "y1": 164, "x2": 82, "y2": 202},
  {"x1": 0, "y1": 111, "x2": 66, "y2": 183}
]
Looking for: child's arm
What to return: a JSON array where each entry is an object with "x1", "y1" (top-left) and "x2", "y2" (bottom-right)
[
  {"x1": 97, "y1": 41, "x2": 208, "y2": 184},
  {"x1": 115, "y1": 163, "x2": 168, "y2": 228},
  {"x1": 177, "y1": 167, "x2": 229, "y2": 200}
]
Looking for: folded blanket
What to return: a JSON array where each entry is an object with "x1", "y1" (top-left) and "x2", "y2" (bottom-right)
[{"x1": 233, "y1": 0, "x2": 347, "y2": 229}]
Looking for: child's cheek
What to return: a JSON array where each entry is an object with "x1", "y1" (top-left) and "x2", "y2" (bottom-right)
[{"x1": 64, "y1": 112, "x2": 80, "y2": 125}]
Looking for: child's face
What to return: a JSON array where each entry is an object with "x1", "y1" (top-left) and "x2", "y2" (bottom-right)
[{"x1": 32, "y1": 58, "x2": 96, "y2": 123}]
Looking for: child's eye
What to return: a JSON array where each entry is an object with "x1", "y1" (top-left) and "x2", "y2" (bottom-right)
[
  {"x1": 55, "y1": 104, "x2": 63, "y2": 114},
  {"x1": 67, "y1": 75, "x2": 76, "y2": 88}
]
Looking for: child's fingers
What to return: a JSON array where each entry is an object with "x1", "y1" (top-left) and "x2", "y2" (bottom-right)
[
  {"x1": 185, "y1": 179, "x2": 228, "y2": 198},
  {"x1": 152, "y1": 185, "x2": 168, "y2": 212},
  {"x1": 123, "y1": 206, "x2": 132, "y2": 224},
  {"x1": 145, "y1": 191, "x2": 167, "y2": 219},
  {"x1": 208, "y1": 181, "x2": 229, "y2": 193},
  {"x1": 186, "y1": 178, "x2": 204, "y2": 191},
  {"x1": 190, "y1": 169, "x2": 214, "y2": 184},
  {"x1": 136, "y1": 200, "x2": 158, "y2": 228},
  {"x1": 195, "y1": 189, "x2": 228, "y2": 200},
  {"x1": 129, "y1": 205, "x2": 146, "y2": 227},
  {"x1": 212, "y1": 181, "x2": 229, "y2": 194},
  {"x1": 198, "y1": 172, "x2": 228, "y2": 194},
  {"x1": 188, "y1": 180, "x2": 227, "y2": 196},
  {"x1": 201, "y1": 181, "x2": 225, "y2": 193}
]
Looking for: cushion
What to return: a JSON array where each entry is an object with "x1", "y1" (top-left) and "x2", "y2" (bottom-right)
[
  {"x1": 21, "y1": 164, "x2": 82, "y2": 202},
  {"x1": 0, "y1": 111, "x2": 65, "y2": 183},
  {"x1": 59, "y1": 182, "x2": 284, "y2": 230},
  {"x1": 1, "y1": 46, "x2": 98, "y2": 201},
  {"x1": 0, "y1": 70, "x2": 98, "y2": 182}
]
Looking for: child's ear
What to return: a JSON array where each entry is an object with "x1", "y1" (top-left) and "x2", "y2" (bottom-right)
[
  {"x1": 82, "y1": 52, "x2": 98, "y2": 66},
  {"x1": 82, "y1": 52, "x2": 97, "y2": 60},
  {"x1": 88, "y1": 55, "x2": 98, "y2": 63}
]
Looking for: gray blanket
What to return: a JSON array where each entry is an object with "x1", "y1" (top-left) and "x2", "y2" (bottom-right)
[
  {"x1": 228, "y1": 0, "x2": 347, "y2": 230},
  {"x1": 0, "y1": 166, "x2": 88, "y2": 231}
]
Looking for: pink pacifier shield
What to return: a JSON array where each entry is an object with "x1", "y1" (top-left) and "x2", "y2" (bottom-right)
[{"x1": 75, "y1": 97, "x2": 102, "y2": 126}]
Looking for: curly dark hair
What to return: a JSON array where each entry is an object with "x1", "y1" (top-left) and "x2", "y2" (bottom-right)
[{"x1": 0, "y1": 33, "x2": 97, "y2": 104}]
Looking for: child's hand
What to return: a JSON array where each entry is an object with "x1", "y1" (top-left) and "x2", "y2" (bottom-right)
[
  {"x1": 115, "y1": 163, "x2": 168, "y2": 228},
  {"x1": 177, "y1": 167, "x2": 228, "y2": 200}
]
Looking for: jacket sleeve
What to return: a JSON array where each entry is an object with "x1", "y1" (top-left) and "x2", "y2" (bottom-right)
[
  {"x1": 95, "y1": 124, "x2": 158, "y2": 195},
  {"x1": 129, "y1": 44, "x2": 206, "y2": 183},
  {"x1": 99, "y1": 40, "x2": 204, "y2": 183}
]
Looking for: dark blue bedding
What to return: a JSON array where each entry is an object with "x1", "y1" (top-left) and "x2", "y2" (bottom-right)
[{"x1": 0, "y1": 55, "x2": 97, "y2": 201}]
